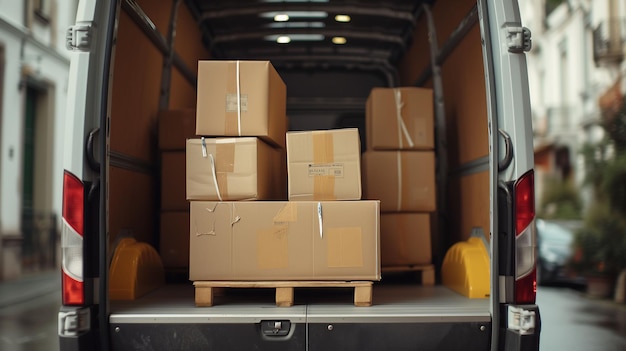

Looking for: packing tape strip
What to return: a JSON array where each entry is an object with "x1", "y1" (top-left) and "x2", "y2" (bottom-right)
[
  {"x1": 396, "y1": 151, "x2": 402, "y2": 211},
  {"x1": 236, "y1": 60, "x2": 242, "y2": 136},
  {"x1": 312, "y1": 131, "x2": 336, "y2": 200},
  {"x1": 394, "y1": 89, "x2": 415, "y2": 148}
]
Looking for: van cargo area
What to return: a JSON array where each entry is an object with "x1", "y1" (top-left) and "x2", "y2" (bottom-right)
[{"x1": 59, "y1": 0, "x2": 540, "y2": 350}]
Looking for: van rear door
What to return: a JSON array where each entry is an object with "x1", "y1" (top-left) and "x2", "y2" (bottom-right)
[
  {"x1": 480, "y1": 1, "x2": 541, "y2": 350},
  {"x1": 58, "y1": 1, "x2": 116, "y2": 350}
]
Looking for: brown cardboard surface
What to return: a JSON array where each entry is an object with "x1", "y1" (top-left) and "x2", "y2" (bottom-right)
[
  {"x1": 109, "y1": 166, "x2": 156, "y2": 247},
  {"x1": 169, "y1": 68, "x2": 197, "y2": 110},
  {"x1": 457, "y1": 170, "x2": 489, "y2": 242},
  {"x1": 160, "y1": 211, "x2": 190, "y2": 268},
  {"x1": 196, "y1": 61, "x2": 287, "y2": 148},
  {"x1": 287, "y1": 128, "x2": 362, "y2": 201},
  {"x1": 366, "y1": 87, "x2": 434, "y2": 150},
  {"x1": 174, "y1": 4, "x2": 211, "y2": 74},
  {"x1": 189, "y1": 201, "x2": 380, "y2": 281},
  {"x1": 161, "y1": 151, "x2": 187, "y2": 211},
  {"x1": 158, "y1": 109, "x2": 196, "y2": 151},
  {"x1": 442, "y1": 26, "x2": 488, "y2": 167},
  {"x1": 380, "y1": 213, "x2": 431, "y2": 267},
  {"x1": 186, "y1": 137, "x2": 287, "y2": 201},
  {"x1": 110, "y1": 11, "x2": 162, "y2": 163},
  {"x1": 362, "y1": 151, "x2": 436, "y2": 213}
]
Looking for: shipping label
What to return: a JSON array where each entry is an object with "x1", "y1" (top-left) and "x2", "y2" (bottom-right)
[
  {"x1": 308, "y1": 163, "x2": 344, "y2": 177},
  {"x1": 226, "y1": 94, "x2": 248, "y2": 112}
]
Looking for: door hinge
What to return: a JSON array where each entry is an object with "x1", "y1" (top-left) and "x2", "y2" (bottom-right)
[
  {"x1": 67, "y1": 23, "x2": 92, "y2": 52},
  {"x1": 506, "y1": 27, "x2": 532, "y2": 53}
]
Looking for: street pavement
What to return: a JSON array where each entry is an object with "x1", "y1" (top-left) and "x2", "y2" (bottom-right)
[
  {"x1": 538, "y1": 286, "x2": 626, "y2": 351},
  {"x1": 0, "y1": 270, "x2": 60, "y2": 309},
  {"x1": 0, "y1": 270, "x2": 61, "y2": 351}
]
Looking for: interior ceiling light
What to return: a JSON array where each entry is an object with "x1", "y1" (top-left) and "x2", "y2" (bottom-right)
[
  {"x1": 334, "y1": 14, "x2": 351, "y2": 23},
  {"x1": 276, "y1": 36, "x2": 292, "y2": 43},
  {"x1": 332, "y1": 36, "x2": 347, "y2": 44},
  {"x1": 260, "y1": 11, "x2": 328, "y2": 19},
  {"x1": 266, "y1": 21, "x2": 325, "y2": 29},
  {"x1": 274, "y1": 13, "x2": 290, "y2": 22},
  {"x1": 264, "y1": 34, "x2": 325, "y2": 42}
]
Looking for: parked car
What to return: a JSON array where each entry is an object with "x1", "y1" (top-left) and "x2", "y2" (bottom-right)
[{"x1": 536, "y1": 219, "x2": 585, "y2": 286}]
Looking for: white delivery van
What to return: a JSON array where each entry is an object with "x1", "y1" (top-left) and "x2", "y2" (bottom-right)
[{"x1": 58, "y1": 0, "x2": 540, "y2": 350}]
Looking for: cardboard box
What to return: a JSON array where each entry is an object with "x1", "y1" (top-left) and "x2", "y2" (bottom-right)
[
  {"x1": 362, "y1": 151, "x2": 436, "y2": 212},
  {"x1": 158, "y1": 109, "x2": 196, "y2": 151},
  {"x1": 380, "y1": 213, "x2": 431, "y2": 267},
  {"x1": 189, "y1": 201, "x2": 380, "y2": 281},
  {"x1": 196, "y1": 60, "x2": 287, "y2": 148},
  {"x1": 161, "y1": 151, "x2": 187, "y2": 211},
  {"x1": 160, "y1": 211, "x2": 190, "y2": 268},
  {"x1": 287, "y1": 128, "x2": 362, "y2": 201},
  {"x1": 366, "y1": 87, "x2": 434, "y2": 150},
  {"x1": 186, "y1": 137, "x2": 286, "y2": 201}
]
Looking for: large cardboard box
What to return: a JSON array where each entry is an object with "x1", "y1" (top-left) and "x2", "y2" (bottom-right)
[
  {"x1": 196, "y1": 60, "x2": 287, "y2": 148},
  {"x1": 161, "y1": 151, "x2": 187, "y2": 211},
  {"x1": 366, "y1": 87, "x2": 434, "y2": 150},
  {"x1": 158, "y1": 109, "x2": 196, "y2": 151},
  {"x1": 160, "y1": 211, "x2": 190, "y2": 268},
  {"x1": 189, "y1": 201, "x2": 380, "y2": 281},
  {"x1": 380, "y1": 213, "x2": 431, "y2": 267},
  {"x1": 362, "y1": 151, "x2": 436, "y2": 212},
  {"x1": 186, "y1": 137, "x2": 286, "y2": 201},
  {"x1": 287, "y1": 128, "x2": 362, "y2": 201}
]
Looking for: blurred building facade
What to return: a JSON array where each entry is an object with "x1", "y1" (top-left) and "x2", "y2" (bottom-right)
[
  {"x1": 519, "y1": 0, "x2": 626, "y2": 213},
  {"x1": 0, "y1": 0, "x2": 78, "y2": 280}
]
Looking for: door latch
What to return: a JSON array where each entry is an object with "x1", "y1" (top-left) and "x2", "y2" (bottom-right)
[
  {"x1": 260, "y1": 320, "x2": 291, "y2": 337},
  {"x1": 506, "y1": 27, "x2": 532, "y2": 53},
  {"x1": 67, "y1": 23, "x2": 92, "y2": 52}
]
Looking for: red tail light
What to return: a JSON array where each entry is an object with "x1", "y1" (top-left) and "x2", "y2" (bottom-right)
[
  {"x1": 515, "y1": 268, "x2": 537, "y2": 305},
  {"x1": 63, "y1": 272, "x2": 84, "y2": 305},
  {"x1": 63, "y1": 171, "x2": 84, "y2": 236},
  {"x1": 515, "y1": 170, "x2": 534, "y2": 237},
  {"x1": 514, "y1": 170, "x2": 536, "y2": 304},
  {"x1": 62, "y1": 171, "x2": 85, "y2": 306}
]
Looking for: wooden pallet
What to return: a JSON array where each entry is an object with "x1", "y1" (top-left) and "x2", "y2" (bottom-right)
[
  {"x1": 381, "y1": 264, "x2": 435, "y2": 286},
  {"x1": 194, "y1": 281, "x2": 373, "y2": 307}
]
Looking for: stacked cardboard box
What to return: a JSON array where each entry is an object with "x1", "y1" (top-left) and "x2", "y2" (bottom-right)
[
  {"x1": 362, "y1": 87, "x2": 435, "y2": 269},
  {"x1": 188, "y1": 61, "x2": 381, "y2": 282},
  {"x1": 158, "y1": 109, "x2": 196, "y2": 269}
]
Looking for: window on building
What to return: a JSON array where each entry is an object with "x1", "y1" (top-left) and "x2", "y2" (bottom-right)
[{"x1": 34, "y1": 0, "x2": 52, "y2": 24}]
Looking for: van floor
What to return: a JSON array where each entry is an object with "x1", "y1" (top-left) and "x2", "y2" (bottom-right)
[{"x1": 109, "y1": 282, "x2": 491, "y2": 324}]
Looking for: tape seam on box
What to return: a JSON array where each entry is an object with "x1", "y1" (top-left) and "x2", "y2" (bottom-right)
[{"x1": 394, "y1": 88, "x2": 414, "y2": 148}]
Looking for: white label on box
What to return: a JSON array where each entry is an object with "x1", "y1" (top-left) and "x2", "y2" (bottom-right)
[
  {"x1": 226, "y1": 94, "x2": 248, "y2": 112},
  {"x1": 308, "y1": 163, "x2": 344, "y2": 177}
]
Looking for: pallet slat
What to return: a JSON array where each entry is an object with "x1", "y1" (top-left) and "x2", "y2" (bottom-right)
[{"x1": 194, "y1": 281, "x2": 373, "y2": 307}]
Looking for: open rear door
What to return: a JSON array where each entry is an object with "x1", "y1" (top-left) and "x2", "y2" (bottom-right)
[
  {"x1": 58, "y1": 1, "x2": 117, "y2": 350},
  {"x1": 479, "y1": 1, "x2": 541, "y2": 350}
]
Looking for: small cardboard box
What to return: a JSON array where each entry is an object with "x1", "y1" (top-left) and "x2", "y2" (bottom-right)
[
  {"x1": 160, "y1": 211, "x2": 190, "y2": 268},
  {"x1": 161, "y1": 151, "x2": 187, "y2": 211},
  {"x1": 196, "y1": 60, "x2": 287, "y2": 148},
  {"x1": 362, "y1": 151, "x2": 436, "y2": 212},
  {"x1": 186, "y1": 137, "x2": 286, "y2": 201},
  {"x1": 158, "y1": 109, "x2": 196, "y2": 151},
  {"x1": 287, "y1": 128, "x2": 362, "y2": 201},
  {"x1": 366, "y1": 87, "x2": 434, "y2": 150},
  {"x1": 189, "y1": 201, "x2": 381, "y2": 281},
  {"x1": 380, "y1": 213, "x2": 431, "y2": 267}
]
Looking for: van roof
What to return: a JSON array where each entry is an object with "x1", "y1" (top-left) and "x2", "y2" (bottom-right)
[{"x1": 186, "y1": 0, "x2": 429, "y2": 73}]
